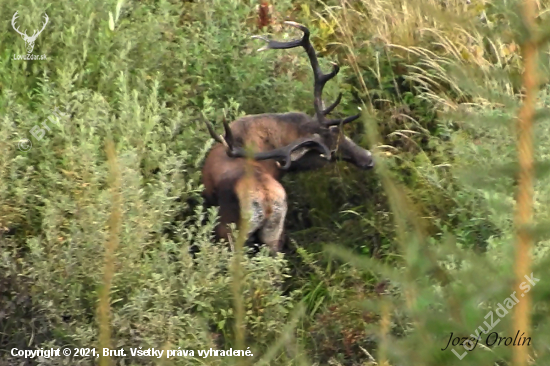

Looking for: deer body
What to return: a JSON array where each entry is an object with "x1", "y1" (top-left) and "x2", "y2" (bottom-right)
[
  {"x1": 202, "y1": 23, "x2": 374, "y2": 254},
  {"x1": 203, "y1": 113, "x2": 304, "y2": 252}
]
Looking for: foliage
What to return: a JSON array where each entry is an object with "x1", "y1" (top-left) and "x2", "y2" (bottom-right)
[{"x1": 1, "y1": 0, "x2": 550, "y2": 365}]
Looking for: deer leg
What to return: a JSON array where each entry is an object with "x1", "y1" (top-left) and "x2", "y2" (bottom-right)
[
  {"x1": 234, "y1": 176, "x2": 268, "y2": 250},
  {"x1": 243, "y1": 199, "x2": 266, "y2": 240},
  {"x1": 214, "y1": 185, "x2": 241, "y2": 243},
  {"x1": 258, "y1": 195, "x2": 287, "y2": 255}
]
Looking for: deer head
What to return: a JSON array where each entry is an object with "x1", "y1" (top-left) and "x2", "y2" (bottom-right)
[
  {"x1": 206, "y1": 21, "x2": 374, "y2": 172},
  {"x1": 12, "y1": 11, "x2": 49, "y2": 54}
]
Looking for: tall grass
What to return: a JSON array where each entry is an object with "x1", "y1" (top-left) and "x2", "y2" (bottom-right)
[{"x1": 1, "y1": 0, "x2": 550, "y2": 365}]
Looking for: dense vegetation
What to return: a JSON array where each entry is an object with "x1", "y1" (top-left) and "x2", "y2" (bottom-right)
[{"x1": 1, "y1": 0, "x2": 550, "y2": 365}]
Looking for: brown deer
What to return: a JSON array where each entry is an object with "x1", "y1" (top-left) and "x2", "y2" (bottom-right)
[{"x1": 201, "y1": 21, "x2": 374, "y2": 254}]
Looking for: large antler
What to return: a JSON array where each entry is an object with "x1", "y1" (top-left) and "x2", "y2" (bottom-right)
[
  {"x1": 11, "y1": 12, "x2": 28, "y2": 38},
  {"x1": 30, "y1": 13, "x2": 49, "y2": 40},
  {"x1": 252, "y1": 21, "x2": 360, "y2": 128},
  {"x1": 203, "y1": 117, "x2": 331, "y2": 170}
]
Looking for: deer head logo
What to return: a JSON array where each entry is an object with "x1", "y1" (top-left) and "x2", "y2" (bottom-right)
[{"x1": 11, "y1": 11, "x2": 49, "y2": 54}]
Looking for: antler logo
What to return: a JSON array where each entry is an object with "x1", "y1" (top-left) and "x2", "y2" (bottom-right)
[{"x1": 11, "y1": 11, "x2": 49, "y2": 54}]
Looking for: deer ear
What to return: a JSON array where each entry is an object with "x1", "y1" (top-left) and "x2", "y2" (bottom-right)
[
  {"x1": 289, "y1": 147, "x2": 311, "y2": 162},
  {"x1": 288, "y1": 134, "x2": 331, "y2": 162}
]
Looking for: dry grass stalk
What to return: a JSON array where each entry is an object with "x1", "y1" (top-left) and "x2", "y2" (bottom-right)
[
  {"x1": 513, "y1": 0, "x2": 539, "y2": 365},
  {"x1": 231, "y1": 151, "x2": 254, "y2": 366},
  {"x1": 98, "y1": 138, "x2": 122, "y2": 366}
]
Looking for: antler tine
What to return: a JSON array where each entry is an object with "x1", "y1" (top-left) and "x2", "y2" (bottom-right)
[
  {"x1": 38, "y1": 13, "x2": 49, "y2": 33},
  {"x1": 323, "y1": 92, "x2": 342, "y2": 115},
  {"x1": 250, "y1": 21, "x2": 307, "y2": 51},
  {"x1": 30, "y1": 13, "x2": 49, "y2": 38},
  {"x1": 202, "y1": 115, "x2": 265, "y2": 159},
  {"x1": 220, "y1": 117, "x2": 234, "y2": 145},
  {"x1": 203, "y1": 116, "x2": 230, "y2": 148},
  {"x1": 324, "y1": 113, "x2": 361, "y2": 127},
  {"x1": 252, "y1": 21, "x2": 340, "y2": 125},
  {"x1": 11, "y1": 11, "x2": 28, "y2": 37}
]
